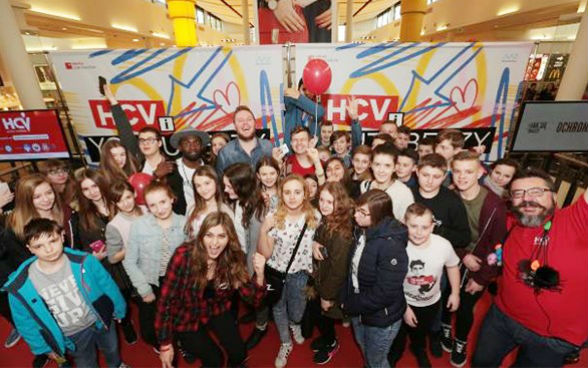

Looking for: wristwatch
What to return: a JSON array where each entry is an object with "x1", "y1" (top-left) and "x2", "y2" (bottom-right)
[{"x1": 267, "y1": 0, "x2": 278, "y2": 10}]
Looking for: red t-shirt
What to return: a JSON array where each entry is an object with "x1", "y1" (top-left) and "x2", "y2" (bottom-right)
[
  {"x1": 286, "y1": 154, "x2": 315, "y2": 177},
  {"x1": 496, "y1": 195, "x2": 588, "y2": 346}
]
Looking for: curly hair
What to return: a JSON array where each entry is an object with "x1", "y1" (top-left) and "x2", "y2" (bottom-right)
[
  {"x1": 190, "y1": 212, "x2": 249, "y2": 290},
  {"x1": 274, "y1": 174, "x2": 319, "y2": 230},
  {"x1": 318, "y1": 182, "x2": 354, "y2": 240}
]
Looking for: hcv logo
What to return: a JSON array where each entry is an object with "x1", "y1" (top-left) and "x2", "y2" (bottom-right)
[{"x1": 2, "y1": 113, "x2": 31, "y2": 132}]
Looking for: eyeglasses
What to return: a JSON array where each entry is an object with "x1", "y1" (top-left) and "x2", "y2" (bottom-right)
[
  {"x1": 47, "y1": 168, "x2": 68, "y2": 175},
  {"x1": 510, "y1": 187, "x2": 552, "y2": 199},
  {"x1": 355, "y1": 208, "x2": 371, "y2": 217},
  {"x1": 138, "y1": 138, "x2": 158, "y2": 145}
]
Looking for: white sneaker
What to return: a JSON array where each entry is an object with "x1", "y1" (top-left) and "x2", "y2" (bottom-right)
[
  {"x1": 275, "y1": 343, "x2": 293, "y2": 368},
  {"x1": 289, "y1": 324, "x2": 305, "y2": 344}
]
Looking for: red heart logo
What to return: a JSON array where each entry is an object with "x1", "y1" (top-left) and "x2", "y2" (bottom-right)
[
  {"x1": 213, "y1": 82, "x2": 241, "y2": 115},
  {"x1": 449, "y1": 79, "x2": 478, "y2": 112}
]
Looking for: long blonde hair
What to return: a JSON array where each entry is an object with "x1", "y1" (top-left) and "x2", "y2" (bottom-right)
[
  {"x1": 7, "y1": 174, "x2": 64, "y2": 240},
  {"x1": 274, "y1": 174, "x2": 318, "y2": 230}
]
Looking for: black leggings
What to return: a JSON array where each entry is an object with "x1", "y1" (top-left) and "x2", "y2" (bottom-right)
[
  {"x1": 308, "y1": 298, "x2": 337, "y2": 345},
  {"x1": 441, "y1": 280, "x2": 484, "y2": 341},
  {"x1": 136, "y1": 284, "x2": 161, "y2": 347},
  {"x1": 177, "y1": 311, "x2": 246, "y2": 367},
  {"x1": 391, "y1": 301, "x2": 441, "y2": 356}
]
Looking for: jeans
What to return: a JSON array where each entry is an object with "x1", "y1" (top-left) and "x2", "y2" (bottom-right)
[
  {"x1": 177, "y1": 311, "x2": 246, "y2": 367},
  {"x1": 272, "y1": 271, "x2": 309, "y2": 344},
  {"x1": 68, "y1": 321, "x2": 121, "y2": 368},
  {"x1": 351, "y1": 317, "x2": 401, "y2": 368},
  {"x1": 472, "y1": 304, "x2": 578, "y2": 368}
]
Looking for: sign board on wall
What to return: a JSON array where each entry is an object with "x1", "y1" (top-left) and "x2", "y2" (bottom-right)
[
  {"x1": 0, "y1": 110, "x2": 70, "y2": 161},
  {"x1": 511, "y1": 101, "x2": 588, "y2": 152}
]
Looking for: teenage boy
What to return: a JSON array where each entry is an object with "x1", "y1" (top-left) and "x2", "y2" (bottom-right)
[
  {"x1": 434, "y1": 129, "x2": 464, "y2": 164},
  {"x1": 412, "y1": 153, "x2": 470, "y2": 357},
  {"x1": 395, "y1": 149, "x2": 419, "y2": 188},
  {"x1": 3, "y1": 218, "x2": 127, "y2": 368},
  {"x1": 417, "y1": 137, "x2": 435, "y2": 159},
  {"x1": 216, "y1": 105, "x2": 275, "y2": 175},
  {"x1": 389, "y1": 203, "x2": 461, "y2": 367},
  {"x1": 285, "y1": 126, "x2": 325, "y2": 182},
  {"x1": 283, "y1": 82, "x2": 325, "y2": 147},
  {"x1": 360, "y1": 143, "x2": 414, "y2": 221},
  {"x1": 442, "y1": 151, "x2": 507, "y2": 367},
  {"x1": 379, "y1": 119, "x2": 398, "y2": 140},
  {"x1": 318, "y1": 121, "x2": 334, "y2": 148},
  {"x1": 394, "y1": 126, "x2": 412, "y2": 150},
  {"x1": 371, "y1": 133, "x2": 395, "y2": 149},
  {"x1": 331, "y1": 131, "x2": 353, "y2": 167}
]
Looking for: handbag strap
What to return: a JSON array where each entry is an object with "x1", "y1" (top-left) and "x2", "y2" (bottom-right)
[{"x1": 284, "y1": 222, "x2": 308, "y2": 273}]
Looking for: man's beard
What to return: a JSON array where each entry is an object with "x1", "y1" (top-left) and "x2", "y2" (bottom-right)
[
  {"x1": 512, "y1": 200, "x2": 554, "y2": 227},
  {"x1": 237, "y1": 130, "x2": 256, "y2": 142},
  {"x1": 183, "y1": 150, "x2": 202, "y2": 162}
]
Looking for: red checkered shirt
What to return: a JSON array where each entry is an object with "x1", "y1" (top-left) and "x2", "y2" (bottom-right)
[{"x1": 155, "y1": 244, "x2": 266, "y2": 345}]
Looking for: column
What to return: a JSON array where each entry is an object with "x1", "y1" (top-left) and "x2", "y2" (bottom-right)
[
  {"x1": 0, "y1": 0, "x2": 45, "y2": 109},
  {"x1": 167, "y1": 0, "x2": 198, "y2": 47},
  {"x1": 556, "y1": 8, "x2": 587, "y2": 100},
  {"x1": 345, "y1": 0, "x2": 353, "y2": 42},
  {"x1": 242, "y1": 0, "x2": 250, "y2": 45},
  {"x1": 400, "y1": 0, "x2": 427, "y2": 42}
]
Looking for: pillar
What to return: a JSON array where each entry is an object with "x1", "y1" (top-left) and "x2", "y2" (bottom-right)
[
  {"x1": 330, "y1": 0, "x2": 338, "y2": 42},
  {"x1": 400, "y1": 0, "x2": 427, "y2": 42},
  {"x1": 242, "y1": 0, "x2": 250, "y2": 45},
  {"x1": 167, "y1": 0, "x2": 197, "y2": 47},
  {"x1": 345, "y1": 0, "x2": 353, "y2": 42},
  {"x1": 0, "y1": 0, "x2": 45, "y2": 109},
  {"x1": 556, "y1": 8, "x2": 587, "y2": 100}
]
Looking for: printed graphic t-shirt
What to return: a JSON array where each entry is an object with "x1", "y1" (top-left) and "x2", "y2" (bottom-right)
[
  {"x1": 29, "y1": 257, "x2": 96, "y2": 336},
  {"x1": 403, "y1": 233, "x2": 460, "y2": 307}
]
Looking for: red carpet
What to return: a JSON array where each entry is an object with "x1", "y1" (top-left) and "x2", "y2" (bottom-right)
[{"x1": 1, "y1": 292, "x2": 586, "y2": 367}]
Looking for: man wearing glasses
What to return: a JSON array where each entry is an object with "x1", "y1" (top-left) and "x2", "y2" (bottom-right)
[{"x1": 472, "y1": 167, "x2": 588, "y2": 367}]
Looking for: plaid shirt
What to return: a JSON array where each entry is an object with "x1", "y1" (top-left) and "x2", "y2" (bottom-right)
[{"x1": 155, "y1": 245, "x2": 266, "y2": 345}]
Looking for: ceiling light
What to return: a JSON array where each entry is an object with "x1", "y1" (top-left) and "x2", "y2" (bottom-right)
[
  {"x1": 132, "y1": 38, "x2": 140, "y2": 42},
  {"x1": 61, "y1": 27, "x2": 68, "y2": 31},
  {"x1": 436, "y1": 24, "x2": 448, "y2": 31},
  {"x1": 29, "y1": 7, "x2": 81, "y2": 21},
  {"x1": 152, "y1": 32, "x2": 170, "y2": 39},
  {"x1": 112, "y1": 24, "x2": 138, "y2": 33},
  {"x1": 497, "y1": 6, "x2": 520, "y2": 16},
  {"x1": 160, "y1": 42, "x2": 166, "y2": 46}
]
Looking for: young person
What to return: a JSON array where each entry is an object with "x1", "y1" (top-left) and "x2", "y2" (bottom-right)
[
  {"x1": 155, "y1": 212, "x2": 267, "y2": 368},
  {"x1": 379, "y1": 120, "x2": 398, "y2": 140},
  {"x1": 304, "y1": 174, "x2": 320, "y2": 205},
  {"x1": 283, "y1": 82, "x2": 325, "y2": 147},
  {"x1": 4, "y1": 218, "x2": 127, "y2": 368},
  {"x1": 1, "y1": 174, "x2": 74, "y2": 367},
  {"x1": 216, "y1": 105, "x2": 274, "y2": 175},
  {"x1": 185, "y1": 165, "x2": 233, "y2": 239},
  {"x1": 388, "y1": 203, "x2": 461, "y2": 367},
  {"x1": 394, "y1": 126, "x2": 411, "y2": 150},
  {"x1": 351, "y1": 145, "x2": 372, "y2": 182},
  {"x1": 123, "y1": 181, "x2": 186, "y2": 351},
  {"x1": 309, "y1": 182, "x2": 355, "y2": 364},
  {"x1": 395, "y1": 149, "x2": 419, "y2": 188},
  {"x1": 99, "y1": 139, "x2": 139, "y2": 184},
  {"x1": 40, "y1": 159, "x2": 78, "y2": 210},
  {"x1": 223, "y1": 163, "x2": 256, "y2": 255},
  {"x1": 360, "y1": 143, "x2": 415, "y2": 221},
  {"x1": 434, "y1": 129, "x2": 464, "y2": 164},
  {"x1": 256, "y1": 157, "x2": 281, "y2": 213},
  {"x1": 331, "y1": 131, "x2": 353, "y2": 167},
  {"x1": 473, "y1": 168, "x2": 588, "y2": 367},
  {"x1": 325, "y1": 157, "x2": 355, "y2": 197},
  {"x1": 371, "y1": 133, "x2": 395, "y2": 149},
  {"x1": 285, "y1": 126, "x2": 325, "y2": 178},
  {"x1": 482, "y1": 158, "x2": 519, "y2": 198},
  {"x1": 209, "y1": 132, "x2": 230, "y2": 167},
  {"x1": 318, "y1": 121, "x2": 334, "y2": 148},
  {"x1": 443, "y1": 152, "x2": 507, "y2": 367},
  {"x1": 412, "y1": 153, "x2": 471, "y2": 357},
  {"x1": 341, "y1": 189, "x2": 408, "y2": 368},
  {"x1": 258, "y1": 175, "x2": 321, "y2": 368},
  {"x1": 417, "y1": 137, "x2": 435, "y2": 159}
]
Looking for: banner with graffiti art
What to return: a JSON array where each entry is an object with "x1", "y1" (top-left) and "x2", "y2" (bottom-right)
[
  {"x1": 49, "y1": 46, "x2": 283, "y2": 164},
  {"x1": 295, "y1": 42, "x2": 533, "y2": 160}
]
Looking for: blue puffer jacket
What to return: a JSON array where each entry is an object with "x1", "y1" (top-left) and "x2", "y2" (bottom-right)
[
  {"x1": 2, "y1": 248, "x2": 126, "y2": 356},
  {"x1": 341, "y1": 217, "x2": 408, "y2": 327}
]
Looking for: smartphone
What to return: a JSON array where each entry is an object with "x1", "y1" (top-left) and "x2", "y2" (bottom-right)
[
  {"x1": 89, "y1": 240, "x2": 106, "y2": 253},
  {"x1": 279, "y1": 144, "x2": 290, "y2": 157},
  {"x1": 98, "y1": 76, "x2": 107, "y2": 96},
  {"x1": 320, "y1": 246, "x2": 329, "y2": 259}
]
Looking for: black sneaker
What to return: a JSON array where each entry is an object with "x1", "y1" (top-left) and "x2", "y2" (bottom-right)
[
  {"x1": 180, "y1": 347, "x2": 197, "y2": 364},
  {"x1": 450, "y1": 339, "x2": 467, "y2": 368},
  {"x1": 429, "y1": 331, "x2": 443, "y2": 358},
  {"x1": 411, "y1": 348, "x2": 432, "y2": 368},
  {"x1": 32, "y1": 355, "x2": 49, "y2": 368},
  {"x1": 310, "y1": 336, "x2": 327, "y2": 352},
  {"x1": 564, "y1": 350, "x2": 581, "y2": 365},
  {"x1": 121, "y1": 321, "x2": 138, "y2": 345},
  {"x1": 313, "y1": 340, "x2": 339, "y2": 365},
  {"x1": 245, "y1": 327, "x2": 267, "y2": 350},
  {"x1": 441, "y1": 323, "x2": 453, "y2": 353}
]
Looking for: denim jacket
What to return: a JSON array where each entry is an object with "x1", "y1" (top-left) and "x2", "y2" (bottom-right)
[
  {"x1": 2, "y1": 248, "x2": 126, "y2": 356},
  {"x1": 215, "y1": 137, "x2": 273, "y2": 175},
  {"x1": 123, "y1": 213, "x2": 186, "y2": 297}
]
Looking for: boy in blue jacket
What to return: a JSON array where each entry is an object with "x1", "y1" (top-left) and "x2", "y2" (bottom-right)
[{"x1": 2, "y1": 218, "x2": 127, "y2": 368}]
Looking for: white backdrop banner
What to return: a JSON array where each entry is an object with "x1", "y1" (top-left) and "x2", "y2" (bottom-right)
[
  {"x1": 295, "y1": 42, "x2": 533, "y2": 160},
  {"x1": 49, "y1": 45, "x2": 284, "y2": 163}
]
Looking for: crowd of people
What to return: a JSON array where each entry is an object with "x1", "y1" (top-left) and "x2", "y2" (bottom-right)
[{"x1": 0, "y1": 81, "x2": 586, "y2": 368}]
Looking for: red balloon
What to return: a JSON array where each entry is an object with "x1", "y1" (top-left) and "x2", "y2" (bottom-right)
[
  {"x1": 302, "y1": 58, "x2": 332, "y2": 95},
  {"x1": 128, "y1": 173, "x2": 153, "y2": 206}
]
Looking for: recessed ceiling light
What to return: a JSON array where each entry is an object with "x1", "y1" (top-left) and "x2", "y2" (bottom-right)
[
  {"x1": 62, "y1": 27, "x2": 67, "y2": 31},
  {"x1": 112, "y1": 24, "x2": 138, "y2": 33},
  {"x1": 132, "y1": 38, "x2": 140, "y2": 42}
]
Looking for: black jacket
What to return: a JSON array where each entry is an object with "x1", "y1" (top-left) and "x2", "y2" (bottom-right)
[{"x1": 341, "y1": 217, "x2": 408, "y2": 327}]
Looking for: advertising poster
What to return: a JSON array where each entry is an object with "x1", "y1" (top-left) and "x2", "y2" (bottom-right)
[
  {"x1": 49, "y1": 46, "x2": 284, "y2": 164},
  {"x1": 0, "y1": 110, "x2": 70, "y2": 161},
  {"x1": 295, "y1": 42, "x2": 533, "y2": 160}
]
